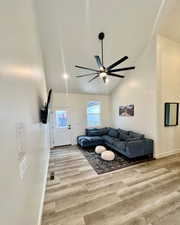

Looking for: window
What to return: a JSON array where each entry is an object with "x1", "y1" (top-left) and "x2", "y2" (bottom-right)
[
  {"x1": 55, "y1": 110, "x2": 68, "y2": 128},
  {"x1": 87, "y1": 101, "x2": 101, "y2": 127}
]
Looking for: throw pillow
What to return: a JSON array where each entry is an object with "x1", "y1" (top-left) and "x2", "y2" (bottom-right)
[
  {"x1": 129, "y1": 131, "x2": 144, "y2": 139},
  {"x1": 86, "y1": 127, "x2": 109, "y2": 136},
  {"x1": 119, "y1": 133, "x2": 130, "y2": 141},
  {"x1": 118, "y1": 128, "x2": 129, "y2": 136},
  {"x1": 85, "y1": 128, "x2": 97, "y2": 136},
  {"x1": 108, "y1": 128, "x2": 118, "y2": 138},
  {"x1": 126, "y1": 137, "x2": 141, "y2": 142}
]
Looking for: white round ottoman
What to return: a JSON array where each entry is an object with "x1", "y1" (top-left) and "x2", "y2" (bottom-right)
[
  {"x1": 101, "y1": 151, "x2": 115, "y2": 161},
  {"x1": 95, "y1": 145, "x2": 106, "y2": 154}
]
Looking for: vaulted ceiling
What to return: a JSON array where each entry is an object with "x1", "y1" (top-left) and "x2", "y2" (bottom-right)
[
  {"x1": 35, "y1": 0, "x2": 164, "y2": 94},
  {"x1": 159, "y1": 0, "x2": 180, "y2": 43}
]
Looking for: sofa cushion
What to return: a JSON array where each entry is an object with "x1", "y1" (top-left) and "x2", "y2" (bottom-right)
[
  {"x1": 81, "y1": 136, "x2": 103, "y2": 142},
  {"x1": 119, "y1": 133, "x2": 130, "y2": 141},
  {"x1": 126, "y1": 137, "x2": 142, "y2": 142},
  {"x1": 128, "y1": 131, "x2": 144, "y2": 139},
  {"x1": 86, "y1": 127, "x2": 109, "y2": 136},
  {"x1": 85, "y1": 128, "x2": 97, "y2": 136},
  {"x1": 119, "y1": 133, "x2": 143, "y2": 142},
  {"x1": 113, "y1": 140, "x2": 126, "y2": 150},
  {"x1": 118, "y1": 128, "x2": 129, "y2": 136},
  {"x1": 97, "y1": 127, "x2": 109, "y2": 135},
  {"x1": 102, "y1": 135, "x2": 116, "y2": 144},
  {"x1": 108, "y1": 128, "x2": 119, "y2": 138}
]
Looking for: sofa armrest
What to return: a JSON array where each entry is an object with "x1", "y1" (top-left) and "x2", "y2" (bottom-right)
[
  {"x1": 77, "y1": 135, "x2": 104, "y2": 148},
  {"x1": 126, "y1": 138, "x2": 153, "y2": 157},
  {"x1": 77, "y1": 135, "x2": 85, "y2": 140}
]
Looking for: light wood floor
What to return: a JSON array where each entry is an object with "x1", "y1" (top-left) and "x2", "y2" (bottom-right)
[{"x1": 42, "y1": 145, "x2": 180, "y2": 225}]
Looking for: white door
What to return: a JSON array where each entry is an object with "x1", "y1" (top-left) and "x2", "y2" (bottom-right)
[{"x1": 52, "y1": 108, "x2": 72, "y2": 147}]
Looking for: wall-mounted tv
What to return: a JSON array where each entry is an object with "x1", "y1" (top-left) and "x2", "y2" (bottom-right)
[{"x1": 40, "y1": 89, "x2": 52, "y2": 124}]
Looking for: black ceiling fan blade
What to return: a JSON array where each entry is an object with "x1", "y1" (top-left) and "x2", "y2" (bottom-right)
[
  {"x1": 107, "y1": 56, "x2": 128, "y2": 70},
  {"x1": 76, "y1": 72, "x2": 98, "y2": 78},
  {"x1": 107, "y1": 72, "x2": 125, "y2": 78},
  {"x1": 75, "y1": 65, "x2": 99, "y2": 72},
  {"x1": 88, "y1": 75, "x2": 99, "y2": 83},
  {"x1": 95, "y1": 55, "x2": 104, "y2": 69},
  {"x1": 110, "y1": 66, "x2": 135, "y2": 73}
]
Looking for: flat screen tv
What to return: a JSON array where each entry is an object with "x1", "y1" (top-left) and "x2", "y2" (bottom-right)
[{"x1": 40, "y1": 89, "x2": 52, "y2": 124}]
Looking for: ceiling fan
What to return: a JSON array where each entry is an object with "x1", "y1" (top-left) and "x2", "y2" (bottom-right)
[{"x1": 75, "y1": 32, "x2": 135, "y2": 84}]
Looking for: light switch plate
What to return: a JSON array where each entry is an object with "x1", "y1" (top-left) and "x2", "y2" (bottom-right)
[
  {"x1": 16, "y1": 122, "x2": 28, "y2": 179},
  {"x1": 19, "y1": 156, "x2": 28, "y2": 180},
  {"x1": 16, "y1": 122, "x2": 25, "y2": 161}
]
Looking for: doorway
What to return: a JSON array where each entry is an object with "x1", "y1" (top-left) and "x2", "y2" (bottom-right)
[{"x1": 51, "y1": 108, "x2": 72, "y2": 147}]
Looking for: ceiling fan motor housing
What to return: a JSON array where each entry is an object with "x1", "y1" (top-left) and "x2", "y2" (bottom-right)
[{"x1": 98, "y1": 32, "x2": 105, "y2": 40}]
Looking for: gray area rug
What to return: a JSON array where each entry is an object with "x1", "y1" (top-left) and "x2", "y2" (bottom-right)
[{"x1": 80, "y1": 147, "x2": 152, "y2": 174}]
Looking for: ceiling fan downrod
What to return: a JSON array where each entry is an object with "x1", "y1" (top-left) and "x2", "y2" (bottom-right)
[{"x1": 98, "y1": 32, "x2": 105, "y2": 65}]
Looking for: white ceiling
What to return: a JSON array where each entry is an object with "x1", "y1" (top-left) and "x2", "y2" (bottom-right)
[
  {"x1": 35, "y1": 0, "x2": 163, "y2": 95},
  {"x1": 159, "y1": 0, "x2": 180, "y2": 43}
]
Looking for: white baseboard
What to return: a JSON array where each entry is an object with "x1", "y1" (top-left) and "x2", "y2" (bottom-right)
[
  {"x1": 37, "y1": 152, "x2": 50, "y2": 225},
  {"x1": 155, "y1": 148, "x2": 180, "y2": 159}
]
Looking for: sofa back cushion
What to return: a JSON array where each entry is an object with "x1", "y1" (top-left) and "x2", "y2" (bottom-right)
[
  {"x1": 86, "y1": 127, "x2": 109, "y2": 136},
  {"x1": 118, "y1": 128, "x2": 129, "y2": 136},
  {"x1": 119, "y1": 133, "x2": 129, "y2": 141},
  {"x1": 120, "y1": 133, "x2": 142, "y2": 142},
  {"x1": 128, "y1": 131, "x2": 144, "y2": 139},
  {"x1": 108, "y1": 128, "x2": 119, "y2": 138},
  {"x1": 85, "y1": 128, "x2": 96, "y2": 136}
]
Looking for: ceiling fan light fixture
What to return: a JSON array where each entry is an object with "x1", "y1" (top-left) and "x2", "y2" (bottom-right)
[
  {"x1": 63, "y1": 73, "x2": 69, "y2": 80},
  {"x1": 99, "y1": 72, "x2": 107, "y2": 78},
  {"x1": 105, "y1": 77, "x2": 109, "y2": 84}
]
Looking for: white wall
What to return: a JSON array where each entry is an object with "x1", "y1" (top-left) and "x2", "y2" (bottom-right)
[
  {"x1": 156, "y1": 35, "x2": 180, "y2": 158},
  {"x1": 111, "y1": 40, "x2": 157, "y2": 153},
  {"x1": 0, "y1": 1, "x2": 49, "y2": 225},
  {"x1": 52, "y1": 93, "x2": 111, "y2": 145}
]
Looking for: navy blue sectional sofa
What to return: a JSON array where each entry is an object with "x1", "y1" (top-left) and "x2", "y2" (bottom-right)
[{"x1": 77, "y1": 127, "x2": 153, "y2": 159}]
